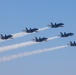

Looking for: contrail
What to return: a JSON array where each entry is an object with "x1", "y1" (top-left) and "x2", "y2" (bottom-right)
[
  {"x1": 0, "y1": 27, "x2": 49, "y2": 42},
  {"x1": 0, "y1": 36, "x2": 59, "y2": 52},
  {"x1": 0, "y1": 45, "x2": 68, "y2": 62}
]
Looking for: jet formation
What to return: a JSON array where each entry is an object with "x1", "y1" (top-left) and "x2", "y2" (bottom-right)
[
  {"x1": 0, "y1": 22, "x2": 75, "y2": 47},
  {"x1": 32, "y1": 37, "x2": 48, "y2": 42},
  {"x1": 48, "y1": 22, "x2": 64, "y2": 28},
  {"x1": 23, "y1": 27, "x2": 38, "y2": 33},
  {"x1": 68, "y1": 41, "x2": 76, "y2": 46},
  {"x1": 0, "y1": 34, "x2": 13, "y2": 40},
  {"x1": 59, "y1": 32, "x2": 74, "y2": 37}
]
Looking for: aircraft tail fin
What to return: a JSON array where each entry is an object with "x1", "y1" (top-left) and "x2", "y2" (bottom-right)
[
  {"x1": 70, "y1": 41, "x2": 72, "y2": 44},
  {"x1": 51, "y1": 22, "x2": 53, "y2": 27},
  {"x1": 60, "y1": 32, "x2": 64, "y2": 36},
  {"x1": 26, "y1": 27, "x2": 28, "y2": 31},
  {"x1": 74, "y1": 41, "x2": 76, "y2": 44},
  {"x1": 35, "y1": 37, "x2": 38, "y2": 40},
  {"x1": 0, "y1": 34, "x2": 3, "y2": 38},
  {"x1": 64, "y1": 32, "x2": 66, "y2": 35},
  {"x1": 39, "y1": 37, "x2": 41, "y2": 40},
  {"x1": 70, "y1": 41, "x2": 74, "y2": 46},
  {"x1": 51, "y1": 22, "x2": 53, "y2": 25},
  {"x1": 29, "y1": 28, "x2": 32, "y2": 31},
  {"x1": 55, "y1": 23, "x2": 56, "y2": 25},
  {"x1": 5, "y1": 35, "x2": 7, "y2": 37}
]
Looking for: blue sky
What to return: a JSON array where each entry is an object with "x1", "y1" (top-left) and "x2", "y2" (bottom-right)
[{"x1": 0, "y1": 0, "x2": 76, "y2": 75}]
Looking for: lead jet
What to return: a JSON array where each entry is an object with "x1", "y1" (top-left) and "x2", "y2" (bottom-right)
[
  {"x1": 48, "y1": 22, "x2": 64, "y2": 28},
  {"x1": 0, "y1": 34, "x2": 13, "y2": 40},
  {"x1": 32, "y1": 37, "x2": 48, "y2": 42},
  {"x1": 59, "y1": 32, "x2": 74, "y2": 37},
  {"x1": 68, "y1": 41, "x2": 76, "y2": 46},
  {"x1": 23, "y1": 27, "x2": 38, "y2": 33}
]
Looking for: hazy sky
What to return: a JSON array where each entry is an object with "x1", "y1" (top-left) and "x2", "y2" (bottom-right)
[{"x1": 0, "y1": 0, "x2": 76, "y2": 75}]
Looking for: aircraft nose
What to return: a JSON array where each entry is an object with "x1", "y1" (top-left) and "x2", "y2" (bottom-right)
[
  {"x1": 72, "y1": 33, "x2": 74, "y2": 35},
  {"x1": 62, "y1": 23, "x2": 64, "y2": 25}
]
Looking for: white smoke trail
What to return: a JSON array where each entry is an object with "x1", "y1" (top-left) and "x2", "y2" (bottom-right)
[
  {"x1": 0, "y1": 45, "x2": 68, "y2": 62},
  {"x1": 0, "y1": 27, "x2": 49, "y2": 42},
  {"x1": 0, "y1": 36, "x2": 59, "y2": 52},
  {"x1": 38, "y1": 27, "x2": 49, "y2": 32},
  {"x1": 0, "y1": 41, "x2": 37, "y2": 52}
]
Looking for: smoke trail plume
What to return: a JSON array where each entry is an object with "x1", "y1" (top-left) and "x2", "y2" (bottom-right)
[
  {"x1": 0, "y1": 45, "x2": 68, "y2": 62},
  {"x1": 0, "y1": 36, "x2": 59, "y2": 52},
  {"x1": 0, "y1": 41, "x2": 37, "y2": 52}
]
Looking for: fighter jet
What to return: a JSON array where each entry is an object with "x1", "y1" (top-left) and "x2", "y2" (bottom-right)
[
  {"x1": 48, "y1": 22, "x2": 64, "y2": 28},
  {"x1": 59, "y1": 32, "x2": 74, "y2": 37},
  {"x1": 68, "y1": 41, "x2": 76, "y2": 46},
  {"x1": 0, "y1": 34, "x2": 13, "y2": 40},
  {"x1": 23, "y1": 27, "x2": 38, "y2": 33},
  {"x1": 32, "y1": 37, "x2": 48, "y2": 42}
]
